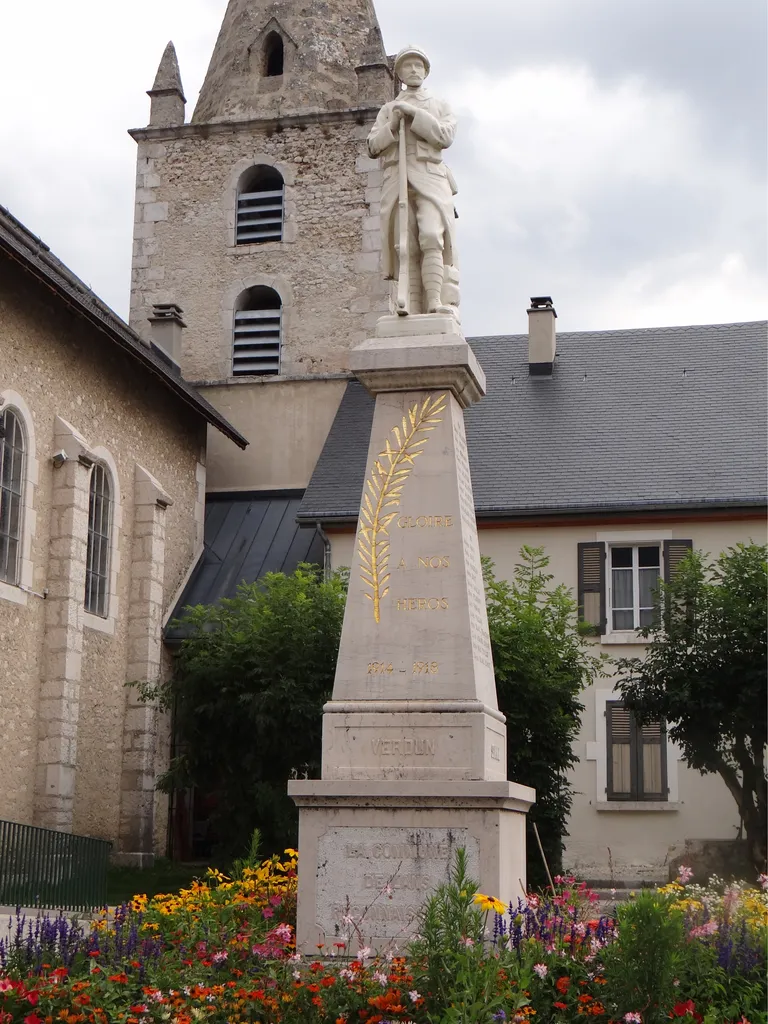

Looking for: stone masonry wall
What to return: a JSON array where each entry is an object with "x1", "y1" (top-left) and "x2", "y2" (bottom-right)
[
  {"x1": 129, "y1": 114, "x2": 388, "y2": 382},
  {"x1": 0, "y1": 260, "x2": 206, "y2": 851}
]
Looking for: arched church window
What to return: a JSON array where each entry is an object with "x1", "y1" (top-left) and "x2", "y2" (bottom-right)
[
  {"x1": 84, "y1": 463, "x2": 113, "y2": 617},
  {"x1": 236, "y1": 165, "x2": 284, "y2": 245},
  {"x1": 233, "y1": 287, "x2": 282, "y2": 376},
  {"x1": 264, "y1": 32, "x2": 284, "y2": 77},
  {"x1": 0, "y1": 407, "x2": 25, "y2": 585}
]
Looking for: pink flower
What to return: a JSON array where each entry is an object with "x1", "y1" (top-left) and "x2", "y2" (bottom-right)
[
  {"x1": 677, "y1": 865, "x2": 694, "y2": 884},
  {"x1": 624, "y1": 1014, "x2": 643, "y2": 1023},
  {"x1": 373, "y1": 971, "x2": 388, "y2": 987},
  {"x1": 533, "y1": 963, "x2": 548, "y2": 979},
  {"x1": 460, "y1": 936, "x2": 475, "y2": 947},
  {"x1": 262, "y1": 907, "x2": 274, "y2": 919},
  {"x1": 758, "y1": 873, "x2": 768, "y2": 890},
  {"x1": 553, "y1": 874, "x2": 565, "y2": 884},
  {"x1": 274, "y1": 922, "x2": 292, "y2": 943},
  {"x1": 357, "y1": 945, "x2": 371, "y2": 960},
  {"x1": 689, "y1": 921, "x2": 718, "y2": 938}
]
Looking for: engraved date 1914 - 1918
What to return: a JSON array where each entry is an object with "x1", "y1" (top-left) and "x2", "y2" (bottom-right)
[{"x1": 367, "y1": 661, "x2": 439, "y2": 675}]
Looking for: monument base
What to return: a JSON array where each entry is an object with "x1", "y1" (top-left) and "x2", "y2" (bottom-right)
[
  {"x1": 287, "y1": 779, "x2": 534, "y2": 952},
  {"x1": 321, "y1": 701, "x2": 508, "y2": 782}
]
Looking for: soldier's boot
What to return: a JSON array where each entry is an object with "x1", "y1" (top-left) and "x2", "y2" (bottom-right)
[{"x1": 421, "y1": 249, "x2": 445, "y2": 313}]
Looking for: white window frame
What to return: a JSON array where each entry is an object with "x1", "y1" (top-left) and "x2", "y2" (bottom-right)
[
  {"x1": 0, "y1": 391, "x2": 38, "y2": 607},
  {"x1": 597, "y1": 529, "x2": 671, "y2": 645},
  {"x1": 82, "y1": 446, "x2": 121, "y2": 634}
]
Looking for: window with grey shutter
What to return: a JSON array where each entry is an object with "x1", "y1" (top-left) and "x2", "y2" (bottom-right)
[
  {"x1": 236, "y1": 166, "x2": 284, "y2": 245},
  {"x1": 606, "y1": 700, "x2": 667, "y2": 801},
  {"x1": 0, "y1": 408, "x2": 25, "y2": 585},
  {"x1": 85, "y1": 464, "x2": 113, "y2": 617},
  {"x1": 578, "y1": 541, "x2": 606, "y2": 635},
  {"x1": 233, "y1": 286, "x2": 282, "y2": 376}
]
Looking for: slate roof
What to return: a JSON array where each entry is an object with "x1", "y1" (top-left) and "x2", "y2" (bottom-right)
[
  {"x1": 297, "y1": 321, "x2": 767, "y2": 523},
  {"x1": 0, "y1": 204, "x2": 248, "y2": 449},
  {"x1": 165, "y1": 492, "x2": 324, "y2": 639}
]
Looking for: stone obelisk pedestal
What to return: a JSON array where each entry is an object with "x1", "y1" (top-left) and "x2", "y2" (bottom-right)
[{"x1": 289, "y1": 314, "x2": 534, "y2": 952}]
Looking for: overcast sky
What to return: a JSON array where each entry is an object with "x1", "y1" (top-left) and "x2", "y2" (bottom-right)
[{"x1": 1, "y1": 0, "x2": 765, "y2": 336}]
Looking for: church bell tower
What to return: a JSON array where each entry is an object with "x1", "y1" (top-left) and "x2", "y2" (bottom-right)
[{"x1": 128, "y1": 0, "x2": 394, "y2": 492}]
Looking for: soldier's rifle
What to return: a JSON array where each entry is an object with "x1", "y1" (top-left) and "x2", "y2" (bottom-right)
[{"x1": 396, "y1": 117, "x2": 409, "y2": 315}]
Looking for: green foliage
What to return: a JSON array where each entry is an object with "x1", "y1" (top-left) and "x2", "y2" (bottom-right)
[
  {"x1": 483, "y1": 548, "x2": 605, "y2": 884},
  {"x1": 147, "y1": 564, "x2": 348, "y2": 859},
  {"x1": 230, "y1": 828, "x2": 262, "y2": 880},
  {"x1": 617, "y1": 542, "x2": 768, "y2": 872},
  {"x1": 602, "y1": 890, "x2": 684, "y2": 1022},
  {"x1": 408, "y1": 848, "x2": 518, "y2": 1023}
]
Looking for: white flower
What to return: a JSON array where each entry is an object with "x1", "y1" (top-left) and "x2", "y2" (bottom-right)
[
  {"x1": 358, "y1": 945, "x2": 372, "y2": 960},
  {"x1": 288, "y1": 952, "x2": 302, "y2": 963},
  {"x1": 532, "y1": 963, "x2": 547, "y2": 979},
  {"x1": 342, "y1": 913, "x2": 355, "y2": 926},
  {"x1": 374, "y1": 970, "x2": 388, "y2": 987},
  {"x1": 624, "y1": 1014, "x2": 643, "y2": 1023},
  {"x1": 409, "y1": 989, "x2": 421, "y2": 1003},
  {"x1": 292, "y1": 969, "x2": 301, "y2": 980}
]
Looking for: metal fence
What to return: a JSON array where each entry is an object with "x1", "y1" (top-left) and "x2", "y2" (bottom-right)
[{"x1": 0, "y1": 819, "x2": 111, "y2": 911}]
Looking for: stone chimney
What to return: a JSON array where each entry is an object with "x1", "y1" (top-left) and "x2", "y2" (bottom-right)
[
  {"x1": 527, "y1": 296, "x2": 557, "y2": 376},
  {"x1": 148, "y1": 42, "x2": 186, "y2": 127},
  {"x1": 148, "y1": 303, "x2": 186, "y2": 370}
]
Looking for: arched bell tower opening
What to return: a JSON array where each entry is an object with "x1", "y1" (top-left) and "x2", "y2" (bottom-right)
[{"x1": 264, "y1": 32, "x2": 284, "y2": 77}]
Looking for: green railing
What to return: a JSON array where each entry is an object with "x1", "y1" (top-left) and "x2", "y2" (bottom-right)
[{"x1": 0, "y1": 820, "x2": 111, "y2": 911}]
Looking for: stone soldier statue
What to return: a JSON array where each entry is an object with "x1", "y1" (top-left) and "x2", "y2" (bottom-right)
[{"x1": 367, "y1": 46, "x2": 459, "y2": 316}]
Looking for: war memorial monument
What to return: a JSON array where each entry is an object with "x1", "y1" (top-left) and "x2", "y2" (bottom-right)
[{"x1": 288, "y1": 46, "x2": 535, "y2": 951}]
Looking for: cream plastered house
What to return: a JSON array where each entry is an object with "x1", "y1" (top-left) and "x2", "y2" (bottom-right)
[
  {"x1": 122, "y1": 0, "x2": 767, "y2": 879},
  {"x1": 0, "y1": 204, "x2": 246, "y2": 865}
]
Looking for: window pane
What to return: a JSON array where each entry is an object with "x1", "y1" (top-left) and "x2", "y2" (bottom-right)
[
  {"x1": 612, "y1": 567, "x2": 633, "y2": 609},
  {"x1": 642, "y1": 741, "x2": 662, "y2": 795},
  {"x1": 638, "y1": 545, "x2": 660, "y2": 568},
  {"x1": 613, "y1": 609, "x2": 634, "y2": 630},
  {"x1": 612, "y1": 744, "x2": 632, "y2": 794},
  {"x1": 639, "y1": 566, "x2": 660, "y2": 608},
  {"x1": 611, "y1": 546, "x2": 632, "y2": 568}
]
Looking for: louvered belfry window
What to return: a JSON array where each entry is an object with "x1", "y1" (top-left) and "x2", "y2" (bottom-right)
[
  {"x1": 233, "y1": 286, "x2": 282, "y2": 376},
  {"x1": 236, "y1": 166, "x2": 284, "y2": 245},
  {"x1": 84, "y1": 464, "x2": 113, "y2": 617},
  {"x1": 0, "y1": 408, "x2": 25, "y2": 585},
  {"x1": 607, "y1": 700, "x2": 667, "y2": 801}
]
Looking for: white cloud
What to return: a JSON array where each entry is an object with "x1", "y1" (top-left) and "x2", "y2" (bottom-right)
[{"x1": 437, "y1": 65, "x2": 767, "y2": 333}]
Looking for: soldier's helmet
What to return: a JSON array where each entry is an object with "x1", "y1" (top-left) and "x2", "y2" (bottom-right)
[{"x1": 394, "y1": 46, "x2": 431, "y2": 80}]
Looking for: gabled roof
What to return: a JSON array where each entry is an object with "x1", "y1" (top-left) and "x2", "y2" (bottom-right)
[
  {"x1": 0, "y1": 205, "x2": 248, "y2": 449},
  {"x1": 165, "y1": 492, "x2": 324, "y2": 640},
  {"x1": 298, "y1": 321, "x2": 767, "y2": 523}
]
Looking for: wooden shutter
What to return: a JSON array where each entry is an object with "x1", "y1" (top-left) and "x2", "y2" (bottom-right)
[
  {"x1": 606, "y1": 701, "x2": 635, "y2": 799},
  {"x1": 639, "y1": 719, "x2": 667, "y2": 799},
  {"x1": 578, "y1": 542, "x2": 606, "y2": 635},
  {"x1": 663, "y1": 539, "x2": 693, "y2": 583}
]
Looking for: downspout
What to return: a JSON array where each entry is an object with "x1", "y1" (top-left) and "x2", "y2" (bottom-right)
[{"x1": 316, "y1": 521, "x2": 332, "y2": 580}]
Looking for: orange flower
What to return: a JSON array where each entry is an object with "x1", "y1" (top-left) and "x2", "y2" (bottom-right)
[{"x1": 556, "y1": 976, "x2": 571, "y2": 994}]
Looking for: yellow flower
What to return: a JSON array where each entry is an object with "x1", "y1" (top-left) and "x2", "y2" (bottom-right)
[{"x1": 473, "y1": 893, "x2": 506, "y2": 914}]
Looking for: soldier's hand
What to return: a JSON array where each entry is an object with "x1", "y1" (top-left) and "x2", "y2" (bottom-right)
[
  {"x1": 390, "y1": 107, "x2": 402, "y2": 128},
  {"x1": 393, "y1": 101, "x2": 417, "y2": 120}
]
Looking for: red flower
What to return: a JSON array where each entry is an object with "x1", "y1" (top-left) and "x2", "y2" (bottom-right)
[
  {"x1": 556, "y1": 977, "x2": 571, "y2": 994},
  {"x1": 23, "y1": 1016, "x2": 43, "y2": 1024},
  {"x1": 554, "y1": 1004, "x2": 568, "y2": 1012},
  {"x1": 26, "y1": 992, "x2": 39, "y2": 1006},
  {"x1": 672, "y1": 1001, "x2": 703, "y2": 1023}
]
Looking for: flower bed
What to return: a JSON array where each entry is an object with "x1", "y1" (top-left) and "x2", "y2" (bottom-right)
[{"x1": 0, "y1": 851, "x2": 764, "y2": 1024}]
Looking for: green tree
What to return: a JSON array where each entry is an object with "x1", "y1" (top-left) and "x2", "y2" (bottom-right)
[
  {"x1": 484, "y1": 548, "x2": 605, "y2": 885},
  {"x1": 145, "y1": 564, "x2": 347, "y2": 858},
  {"x1": 616, "y1": 542, "x2": 767, "y2": 874}
]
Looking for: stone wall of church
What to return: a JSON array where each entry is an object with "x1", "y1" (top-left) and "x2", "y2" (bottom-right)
[
  {"x1": 129, "y1": 114, "x2": 389, "y2": 383},
  {"x1": 0, "y1": 259, "x2": 206, "y2": 857}
]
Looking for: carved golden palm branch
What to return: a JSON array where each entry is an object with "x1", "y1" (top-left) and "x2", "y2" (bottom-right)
[{"x1": 358, "y1": 393, "x2": 448, "y2": 623}]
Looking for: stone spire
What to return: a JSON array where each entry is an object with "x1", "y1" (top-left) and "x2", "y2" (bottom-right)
[
  {"x1": 192, "y1": 0, "x2": 389, "y2": 124},
  {"x1": 147, "y1": 42, "x2": 186, "y2": 127}
]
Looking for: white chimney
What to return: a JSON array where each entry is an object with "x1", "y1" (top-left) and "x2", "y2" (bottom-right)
[
  {"x1": 148, "y1": 303, "x2": 186, "y2": 370},
  {"x1": 527, "y1": 296, "x2": 557, "y2": 376}
]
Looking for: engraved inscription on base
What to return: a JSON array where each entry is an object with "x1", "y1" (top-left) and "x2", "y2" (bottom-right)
[{"x1": 316, "y1": 826, "x2": 480, "y2": 941}]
